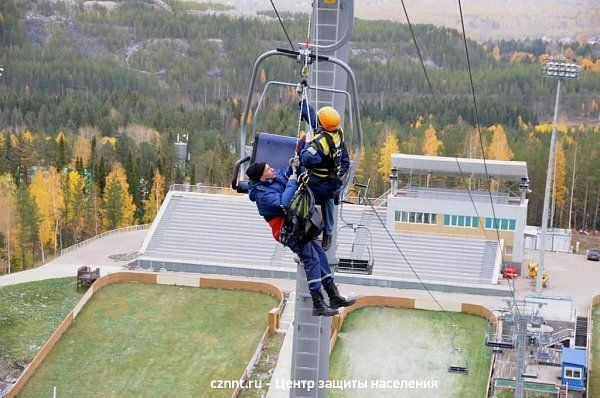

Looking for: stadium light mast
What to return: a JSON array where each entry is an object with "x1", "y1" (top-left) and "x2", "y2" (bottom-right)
[{"x1": 537, "y1": 57, "x2": 580, "y2": 293}]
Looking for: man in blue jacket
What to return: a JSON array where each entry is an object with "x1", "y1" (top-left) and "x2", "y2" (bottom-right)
[
  {"x1": 298, "y1": 98, "x2": 350, "y2": 251},
  {"x1": 247, "y1": 161, "x2": 355, "y2": 317}
]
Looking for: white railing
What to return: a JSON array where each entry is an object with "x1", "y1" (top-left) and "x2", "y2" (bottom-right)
[
  {"x1": 399, "y1": 187, "x2": 513, "y2": 205},
  {"x1": 60, "y1": 224, "x2": 151, "y2": 256},
  {"x1": 370, "y1": 188, "x2": 392, "y2": 207},
  {"x1": 544, "y1": 328, "x2": 574, "y2": 347},
  {"x1": 169, "y1": 184, "x2": 242, "y2": 196}
]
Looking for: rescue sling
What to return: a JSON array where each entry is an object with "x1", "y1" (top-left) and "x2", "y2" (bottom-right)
[{"x1": 283, "y1": 178, "x2": 324, "y2": 243}]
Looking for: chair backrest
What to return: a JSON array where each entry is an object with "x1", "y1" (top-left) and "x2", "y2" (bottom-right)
[
  {"x1": 77, "y1": 266, "x2": 90, "y2": 275},
  {"x1": 235, "y1": 132, "x2": 298, "y2": 194},
  {"x1": 251, "y1": 132, "x2": 297, "y2": 170}
]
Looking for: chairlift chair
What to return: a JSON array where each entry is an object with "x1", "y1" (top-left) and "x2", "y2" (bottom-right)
[
  {"x1": 230, "y1": 47, "x2": 373, "y2": 271},
  {"x1": 231, "y1": 48, "x2": 363, "y2": 198},
  {"x1": 335, "y1": 201, "x2": 375, "y2": 274},
  {"x1": 447, "y1": 325, "x2": 469, "y2": 374},
  {"x1": 484, "y1": 318, "x2": 516, "y2": 349}
]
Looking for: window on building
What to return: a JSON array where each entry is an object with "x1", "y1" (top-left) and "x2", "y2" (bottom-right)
[
  {"x1": 485, "y1": 217, "x2": 516, "y2": 231},
  {"x1": 565, "y1": 367, "x2": 582, "y2": 379},
  {"x1": 505, "y1": 245, "x2": 513, "y2": 256},
  {"x1": 444, "y1": 214, "x2": 479, "y2": 228},
  {"x1": 415, "y1": 212, "x2": 423, "y2": 223},
  {"x1": 396, "y1": 211, "x2": 437, "y2": 224}
]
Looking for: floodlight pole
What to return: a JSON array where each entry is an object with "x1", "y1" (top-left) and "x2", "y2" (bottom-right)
[{"x1": 537, "y1": 58, "x2": 579, "y2": 293}]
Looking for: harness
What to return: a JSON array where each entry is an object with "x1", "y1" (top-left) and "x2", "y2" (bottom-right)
[{"x1": 311, "y1": 128, "x2": 344, "y2": 181}]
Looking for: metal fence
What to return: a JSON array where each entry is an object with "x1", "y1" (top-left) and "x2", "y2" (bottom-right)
[
  {"x1": 60, "y1": 224, "x2": 151, "y2": 256},
  {"x1": 169, "y1": 184, "x2": 244, "y2": 196}
]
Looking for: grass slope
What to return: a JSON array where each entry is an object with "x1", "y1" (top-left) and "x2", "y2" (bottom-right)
[
  {"x1": 329, "y1": 307, "x2": 491, "y2": 398},
  {"x1": 0, "y1": 278, "x2": 84, "y2": 366},
  {"x1": 18, "y1": 283, "x2": 277, "y2": 397}
]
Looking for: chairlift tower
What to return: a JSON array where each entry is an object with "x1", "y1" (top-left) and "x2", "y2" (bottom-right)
[
  {"x1": 489, "y1": 300, "x2": 546, "y2": 398},
  {"x1": 232, "y1": 2, "x2": 360, "y2": 396},
  {"x1": 291, "y1": 2, "x2": 355, "y2": 397}
]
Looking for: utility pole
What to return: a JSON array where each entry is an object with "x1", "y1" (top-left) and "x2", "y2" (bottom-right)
[
  {"x1": 551, "y1": 154, "x2": 557, "y2": 228},
  {"x1": 593, "y1": 183, "x2": 599, "y2": 234},
  {"x1": 537, "y1": 58, "x2": 579, "y2": 293},
  {"x1": 583, "y1": 179, "x2": 589, "y2": 231},
  {"x1": 568, "y1": 141, "x2": 577, "y2": 231}
]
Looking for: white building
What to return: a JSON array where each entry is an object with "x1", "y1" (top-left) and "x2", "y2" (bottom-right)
[{"x1": 386, "y1": 154, "x2": 529, "y2": 267}]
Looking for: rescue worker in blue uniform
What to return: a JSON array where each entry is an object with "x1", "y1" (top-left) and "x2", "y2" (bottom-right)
[
  {"x1": 298, "y1": 97, "x2": 350, "y2": 251},
  {"x1": 246, "y1": 160, "x2": 355, "y2": 316}
]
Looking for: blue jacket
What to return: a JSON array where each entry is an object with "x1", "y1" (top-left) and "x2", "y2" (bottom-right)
[
  {"x1": 248, "y1": 166, "x2": 297, "y2": 222},
  {"x1": 299, "y1": 99, "x2": 350, "y2": 179}
]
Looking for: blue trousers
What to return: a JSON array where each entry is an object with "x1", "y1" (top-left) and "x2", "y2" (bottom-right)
[
  {"x1": 310, "y1": 178, "x2": 338, "y2": 236},
  {"x1": 286, "y1": 236, "x2": 334, "y2": 291}
]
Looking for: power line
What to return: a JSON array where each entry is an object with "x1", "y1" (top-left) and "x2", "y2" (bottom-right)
[
  {"x1": 385, "y1": 0, "x2": 521, "y2": 330},
  {"x1": 400, "y1": 0, "x2": 437, "y2": 106},
  {"x1": 268, "y1": 0, "x2": 295, "y2": 51},
  {"x1": 456, "y1": 0, "x2": 521, "y2": 317},
  {"x1": 366, "y1": 199, "x2": 481, "y2": 333}
]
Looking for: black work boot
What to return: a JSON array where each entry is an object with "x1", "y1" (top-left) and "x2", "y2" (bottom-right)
[
  {"x1": 321, "y1": 234, "x2": 332, "y2": 251},
  {"x1": 310, "y1": 289, "x2": 339, "y2": 317},
  {"x1": 324, "y1": 283, "x2": 356, "y2": 310}
]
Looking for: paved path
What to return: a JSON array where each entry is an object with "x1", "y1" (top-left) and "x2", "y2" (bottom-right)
[
  {"x1": 515, "y1": 249, "x2": 600, "y2": 313},
  {"x1": 0, "y1": 230, "x2": 148, "y2": 287}
]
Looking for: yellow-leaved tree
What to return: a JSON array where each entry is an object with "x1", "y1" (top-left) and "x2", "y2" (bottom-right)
[
  {"x1": 553, "y1": 139, "x2": 568, "y2": 224},
  {"x1": 63, "y1": 170, "x2": 87, "y2": 244},
  {"x1": 143, "y1": 169, "x2": 166, "y2": 223},
  {"x1": 102, "y1": 163, "x2": 136, "y2": 230},
  {"x1": 0, "y1": 174, "x2": 19, "y2": 274},
  {"x1": 492, "y1": 45, "x2": 501, "y2": 61},
  {"x1": 487, "y1": 125, "x2": 514, "y2": 161},
  {"x1": 421, "y1": 124, "x2": 443, "y2": 156},
  {"x1": 378, "y1": 131, "x2": 400, "y2": 181},
  {"x1": 29, "y1": 168, "x2": 64, "y2": 256},
  {"x1": 71, "y1": 135, "x2": 91, "y2": 167}
]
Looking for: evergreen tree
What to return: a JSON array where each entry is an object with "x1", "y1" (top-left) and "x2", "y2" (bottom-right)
[
  {"x1": 55, "y1": 133, "x2": 67, "y2": 171},
  {"x1": 15, "y1": 186, "x2": 38, "y2": 271}
]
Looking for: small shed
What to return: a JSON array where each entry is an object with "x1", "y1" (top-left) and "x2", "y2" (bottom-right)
[{"x1": 561, "y1": 348, "x2": 587, "y2": 391}]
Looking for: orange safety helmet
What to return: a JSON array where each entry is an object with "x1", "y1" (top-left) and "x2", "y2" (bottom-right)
[{"x1": 317, "y1": 106, "x2": 340, "y2": 131}]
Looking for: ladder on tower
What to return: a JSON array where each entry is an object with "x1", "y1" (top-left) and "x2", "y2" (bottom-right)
[
  {"x1": 574, "y1": 316, "x2": 588, "y2": 348},
  {"x1": 290, "y1": 263, "x2": 330, "y2": 397}
]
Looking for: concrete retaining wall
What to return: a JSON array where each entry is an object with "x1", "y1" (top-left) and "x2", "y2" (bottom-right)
[
  {"x1": 328, "y1": 295, "x2": 497, "y2": 397},
  {"x1": 8, "y1": 272, "x2": 284, "y2": 398}
]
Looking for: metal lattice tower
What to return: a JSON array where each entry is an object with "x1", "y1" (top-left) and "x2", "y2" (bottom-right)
[
  {"x1": 290, "y1": 2, "x2": 355, "y2": 397},
  {"x1": 502, "y1": 300, "x2": 546, "y2": 398}
]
